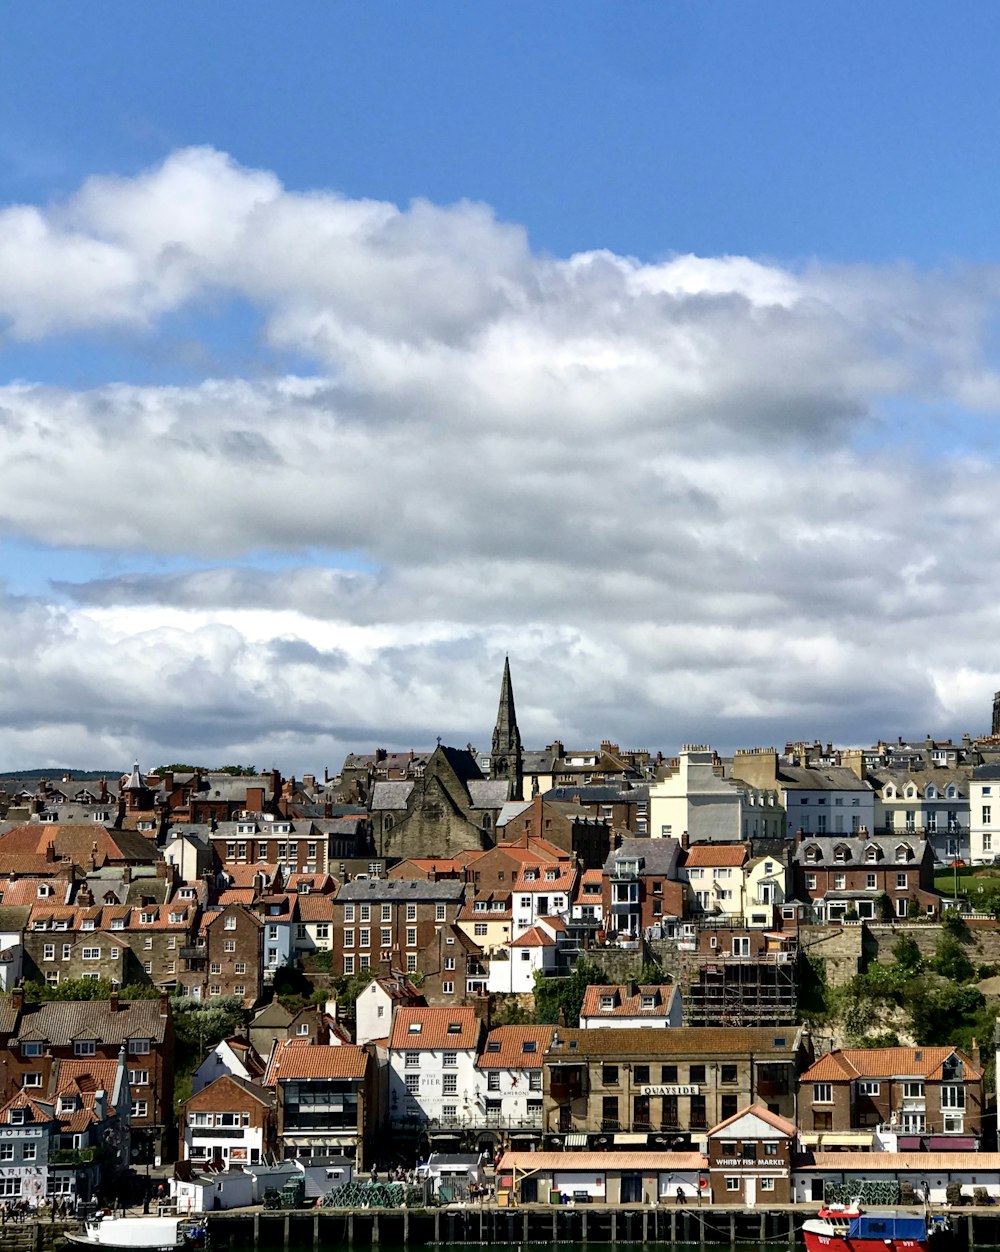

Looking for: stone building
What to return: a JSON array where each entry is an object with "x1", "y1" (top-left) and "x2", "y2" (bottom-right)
[{"x1": 332, "y1": 878, "x2": 466, "y2": 979}]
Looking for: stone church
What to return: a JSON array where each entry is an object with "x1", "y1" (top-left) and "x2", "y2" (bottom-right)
[{"x1": 368, "y1": 661, "x2": 525, "y2": 860}]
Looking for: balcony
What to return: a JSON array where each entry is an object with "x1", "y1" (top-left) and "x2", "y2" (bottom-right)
[
  {"x1": 180, "y1": 946, "x2": 206, "y2": 960},
  {"x1": 392, "y1": 1111, "x2": 542, "y2": 1131}
]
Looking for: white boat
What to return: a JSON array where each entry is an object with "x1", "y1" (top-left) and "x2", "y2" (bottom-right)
[{"x1": 65, "y1": 1215, "x2": 208, "y2": 1252}]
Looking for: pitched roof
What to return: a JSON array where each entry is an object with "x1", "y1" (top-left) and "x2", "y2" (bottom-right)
[
  {"x1": 580, "y1": 984, "x2": 677, "y2": 1019},
  {"x1": 802, "y1": 1046, "x2": 981, "y2": 1082},
  {"x1": 799, "y1": 1151, "x2": 1000, "y2": 1171},
  {"x1": 510, "y1": 925, "x2": 556, "y2": 948},
  {"x1": 264, "y1": 1039, "x2": 369, "y2": 1083},
  {"x1": 9, "y1": 997, "x2": 168, "y2": 1046},
  {"x1": 478, "y1": 1026, "x2": 555, "y2": 1069},
  {"x1": 337, "y1": 879, "x2": 465, "y2": 903},
  {"x1": 708, "y1": 1103, "x2": 797, "y2": 1138},
  {"x1": 683, "y1": 845, "x2": 748, "y2": 868},
  {"x1": 389, "y1": 1006, "x2": 482, "y2": 1051}
]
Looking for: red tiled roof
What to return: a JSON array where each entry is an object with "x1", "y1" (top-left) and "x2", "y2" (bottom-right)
[
  {"x1": 510, "y1": 925, "x2": 556, "y2": 948},
  {"x1": 803, "y1": 1046, "x2": 981, "y2": 1082},
  {"x1": 683, "y1": 845, "x2": 748, "y2": 868},
  {"x1": 264, "y1": 1039, "x2": 369, "y2": 1083},
  {"x1": 478, "y1": 1027, "x2": 555, "y2": 1069},
  {"x1": 389, "y1": 1006, "x2": 481, "y2": 1051},
  {"x1": 580, "y1": 984, "x2": 677, "y2": 1018}
]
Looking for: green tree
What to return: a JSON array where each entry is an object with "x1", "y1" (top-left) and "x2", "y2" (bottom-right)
[
  {"x1": 23, "y1": 978, "x2": 160, "y2": 1002},
  {"x1": 170, "y1": 996, "x2": 248, "y2": 1070},
  {"x1": 904, "y1": 981, "x2": 985, "y2": 1046},
  {"x1": 892, "y1": 934, "x2": 923, "y2": 976},
  {"x1": 942, "y1": 907, "x2": 966, "y2": 936},
  {"x1": 533, "y1": 957, "x2": 611, "y2": 1026},
  {"x1": 931, "y1": 934, "x2": 975, "y2": 983},
  {"x1": 876, "y1": 892, "x2": 894, "y2": 922}
]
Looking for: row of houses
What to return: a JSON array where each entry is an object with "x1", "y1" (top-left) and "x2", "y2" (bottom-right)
[{"x1": 176, "y1": 994, "x2": 985, "y2": 1174}]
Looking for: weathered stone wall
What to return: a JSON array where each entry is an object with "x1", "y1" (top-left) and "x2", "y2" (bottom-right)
[
  {"x1": 866, "y1": 919, "x2": 1000, "y2": 968},
  {"x1": 796, "y1": 924, "x2": 865, "y2": 987}
]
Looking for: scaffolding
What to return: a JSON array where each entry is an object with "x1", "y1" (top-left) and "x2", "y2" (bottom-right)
[{"x1": 683, "y1": 950, "x2": 799, "y2": 1027}]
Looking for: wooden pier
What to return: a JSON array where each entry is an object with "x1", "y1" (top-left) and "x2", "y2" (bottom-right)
[{"x1": 202, "y1": 1202, "x2": 998, "y2": 1250}]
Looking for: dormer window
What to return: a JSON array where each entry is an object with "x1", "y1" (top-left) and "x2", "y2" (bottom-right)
[
  {"x1": 9, "y1": 1109, "x2": 25, "y2": 1125},
  {"x1": 58, "y1": 1096, "x2": 78, "y2": 1113},
  {"x1": 36, "y1": 884, "x2": 51, "y2": 899},
  {"x1": 525, "y1": 870, "x2": 538, "y2": 882},
  {"x1": 179, "y1": 888, "x2": 195, "y2": 899},
  {"x1": 544, "y1": 870, "x2": 558, "y2": 881},
  {"x1": 81, "y1": 920, "x2": 96, "y2": 932},
  {"x1": 170, "y1": 913, "x2": 184, "y2": 924},
  {"x1": 926, "y1": 786, "x2": 937, "y2": 800},
  {"x1": 599, "y1": 994, "x2": 616, "y2": 1011},
  {"x1": 140, "y1": 912, "x2": 156, "y2": 924},
  {"x1": 641, "y1": 995, "x2": 656, "y2": 1010},
  {"x1": 947, "y1": 786, "x2": 957, "y2": 799},
  {"x1": 111, "y1": 919, "x2": 125, "y2": 930},
  {"x1": 895, "y1": 844, "x2": 914, "y2": 862},
  {"x1": 864, "y1": 845, "x2": 881, "y2": 863},
  {"x1": 237, "y1": 823, "x2": 256, "y2": 835},
  {"x1": 885, "y1": 786, "x2": 895, "y2": 799},
  {"x1": 833, "y1": 844, "x2": 852, "y2": 864},
  {"x1": 804, "y1": 846, "x2": 821, "y2": 864}
]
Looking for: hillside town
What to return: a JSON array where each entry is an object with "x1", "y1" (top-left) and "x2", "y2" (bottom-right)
[{"x1": 3, "y1": 660, "x2": 1000, "y2": 1214}]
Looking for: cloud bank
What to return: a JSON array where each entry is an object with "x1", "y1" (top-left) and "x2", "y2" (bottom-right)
[{"x1": 1, "y1": 147, "x2": 999, "y2": 771}]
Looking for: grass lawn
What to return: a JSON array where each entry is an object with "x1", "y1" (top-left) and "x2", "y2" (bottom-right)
[{"x1": 933, "y1": 866, "x2": 1000, "y2": 908}]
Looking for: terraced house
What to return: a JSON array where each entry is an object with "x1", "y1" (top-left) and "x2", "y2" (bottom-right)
[{"x1": 0, "y1": 989, "x2": 173, "y2": 1165}]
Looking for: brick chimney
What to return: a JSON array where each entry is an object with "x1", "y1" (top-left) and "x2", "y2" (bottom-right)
[
  {"x1": 109, "y1": 990, "x2": 119, "y2": 1013},
  {"x1": 472, "y1": 993, "x2": 492, "y2": 1029},
  {"x1": 11, "y1": 985, "x2": 24, "y2": 1016},
  {"x1": 159, "y1": 991, "x2": 170, "y2": 1017}
]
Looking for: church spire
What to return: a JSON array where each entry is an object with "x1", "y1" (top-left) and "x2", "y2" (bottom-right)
[{"x1": 490, "y1": 656, "x2": 523, "y2": 800}]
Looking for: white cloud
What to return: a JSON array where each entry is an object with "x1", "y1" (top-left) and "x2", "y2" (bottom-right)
[{"x1": 0, "y1": 148, "x2": 998, "y2": 768}]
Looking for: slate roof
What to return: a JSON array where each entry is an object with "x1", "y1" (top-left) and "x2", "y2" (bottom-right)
[
  {"x1": 777, "y1": 766, "x2": 872, "y2": 792},
  {"x1": 546, "y1": 1026, "x2": 803, "y2": 1058},
  {"x1": 467, "y1": 781, "x2": 511, "y2": 809},
  {"x1": 9, "y1": 998, "x2": 168, "y2": 1045},
  {"x1": 336, "y1": 879, "x2": 465, "y2": 903},
  {"x1": 546, "y1": 785, "x2": 650, "y2": 804},
  {"x1": 602, "y1": 838, "x2": 682, "y2": 877},
  {"x1": 370, "y1": 782, "x2": 414, "y2": 810},
  {"x1": 794, "y1": 835, "x2": 927, "y2": 866}
]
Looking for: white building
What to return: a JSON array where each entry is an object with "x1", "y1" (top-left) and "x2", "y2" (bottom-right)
[
  {"x1": 650, "y1": 746, "x2": 784, "y2": 844},
  {"x1": 474, "y1": 1026, "x2": 554, "y2": 1137},
  {"x1": 355, "y1": 974, "x2": 423, "y2": 1048},
  {"x1": 870, "y1": 770, "x2": 969, "y2": 863},
  {"x1": 579, "y1": 983, "x2": 681, "y2": 1029},
  {"x1": 511, "y1": 864, "x2": 577, "y2": 938},
  {"x1": 969, "y1": 767, "x2": 1000, "y2": 865},
  {"x1": 388, "y1": 1006, "x2": 483, "y2": 1130},
  {"x1": 487, "y1": 920, "x2": 562, "y2": 995},
  {"x1": 191, "y1": 1037, "x2": 264, "y2": 1095}
]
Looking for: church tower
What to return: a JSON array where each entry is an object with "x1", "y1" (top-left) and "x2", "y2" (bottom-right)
[
  {"x1": 490, "y1": 656, "x2": 523, "y2": 800},
  {"x1": 993, "y1": 690, "x2": 1000, "y2": 737}
]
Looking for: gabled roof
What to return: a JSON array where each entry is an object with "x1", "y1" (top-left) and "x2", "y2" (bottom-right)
[
  {"x1": 8, "y1": 997, "x2": 168, "y2": 1046},
  {"x1": 184, "y1": 1073, "x2": 274, "y2": 1108},
  {"x1": 708, "y1": 1103, "x2": 797, "y2": 1138},
  {"x1": 510, "y1": 925, "x2": 556, "y2": 948},
  {"x1": 802, "y1": 1046, "x2": 981, "y2": 1082}
]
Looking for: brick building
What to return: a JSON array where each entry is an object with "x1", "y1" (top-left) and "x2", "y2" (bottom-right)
[
  {"x1": 0, "y1": 989, "x2": 174, "y2": 1164},
  {"x1": 264, "y1": 1039, "x2": 376, "y2": 1167},
  {"x1": 179, "y1": 1073, "x2": 276, "y2": 1167},
  {"x1": 799, "y1": 1046, "x2": 983, "y2": 1147},
  {"x1": 792, "y1": 834, "x2": 942, "y2": 920},
  {"x1": 332, "y1": 879, "x2": 466, "y2": 979},
  {"x1": 706, "y1": 1105, "x2": 796, "y2": 1205}
]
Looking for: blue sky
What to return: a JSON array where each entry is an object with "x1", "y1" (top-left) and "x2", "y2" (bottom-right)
[{"x1": 2, "y1": 3, "x2": 1000, "y2": 769}]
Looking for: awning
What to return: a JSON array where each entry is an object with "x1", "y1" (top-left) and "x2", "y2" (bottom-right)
[
  {"x1": 896, "y1": 1135, "x2": 922, "y2": 1150},
  {"x1": 927, "y1": 1136, "x2": 977, "y2": 1150},
  {"x1": 614, "y1": 1133, "x2": 649, "y2": 1145},
  {"x1": 564, "y1": 1134, "x2": 588, "y2": 1148},
  {"x1": 820, "y1": 1134, "x2": 873, "y2": 1147},
  {"x1": 799, "y1": 1134, "x2": 820, "y2": 1147}
]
